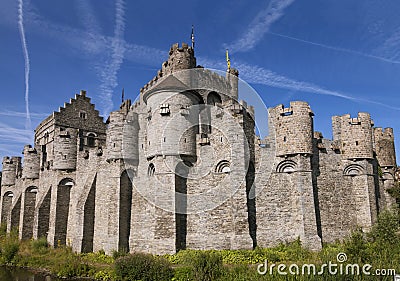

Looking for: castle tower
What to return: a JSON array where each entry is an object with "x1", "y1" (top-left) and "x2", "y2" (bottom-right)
[
  {"x1": 269, "y1": 101, "x2": 314, "y2": 156},
  {"x1": 106, "y1": 100, "x2": 139, "y2": 163},
  {"x1": 331, "y1": 113, "x2": 377, "y2": 229},
  {"x1": 52, "y1": 127, "x2": 78, "y2": 170},
  {"x1": 1, "y1": 156, "x2": 22, "y2": 186},
  {"x1": 374, "y1": 127, "x2": 397, "y2": 209},
  {"x1": 374, "y1": 127, "x2": 396, "y2": 168},
  {"x1": 257, "y1": 101, "x2": 321, "y2": 250},
  {"x1": 143, "y1": 43, "x2": 200, "y2": 159},
  {"x1": 161, "y1": 43, "x2": 196, "y2": 75},
  {"x1": 22, "y1": 145, "x2": 40, "y2": 179},
  {"x1": 332, "y1": 113, "x2": 374, "y2": 160}
]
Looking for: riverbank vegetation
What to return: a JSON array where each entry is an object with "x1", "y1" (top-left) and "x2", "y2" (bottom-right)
[{"x1": 0, "y1": 209, "x2": 399, "y2": 280}]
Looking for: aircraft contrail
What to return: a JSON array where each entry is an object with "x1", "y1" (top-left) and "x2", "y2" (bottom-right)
[{"x1": 17, "y1": 0, "x2": 31, "y2": 130}]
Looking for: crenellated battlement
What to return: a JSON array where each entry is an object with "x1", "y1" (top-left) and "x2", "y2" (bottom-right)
[
  {"x1": 1, "y1": 156, "x2": 22, "y2": 186},
  {"x1": 269, "y1": 101, "x2": 314, "y2": 156},
  {"x1": 332, "y1": 113, "x2": 374, "y2": 159},
  {"x1": 22, "y1": 145, "x2": 40, "y2": 179},
  {"x1": 141, "y1": 43, "x2": 238, "y2": 100}
]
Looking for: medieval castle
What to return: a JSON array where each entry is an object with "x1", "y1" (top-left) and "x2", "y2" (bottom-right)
[{"x1": 0, "y1": 42, "x2": 398, "y2": 254}]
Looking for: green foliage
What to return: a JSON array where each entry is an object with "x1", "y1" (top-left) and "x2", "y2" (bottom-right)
[
  {"x1": 0, "y1": 224, "x2": 7, "y2": 238},
  {"x1": 93, "y1": 268, "x2": 116, "y2": 281},
  {"x1": 387, "y1": 181, "x2": 400, "y2": 203},
  {"x1": 30, "y1": 237, "x2": 49, "y2": 254},
  {"x1": 82, "y1": 250, "x2": 114, "y2": 264},
  {"x1": 344, "y1": 228, "x2": 369, "y2": 263},
  {"x1": 114, "y1": 252, "x2": 173, "y2": 281},
  {"x1": 368, "y1": 209, "x2": 400, "y2": 245},
  {"x1": 189, "y1": 251, "x2": 223, "y2": 281},
  {"x1": 0, "y1": 238, "x2": 19, "y2": 264},
  {"x1": 55, "y1": 254, "x2": 91, "y2": 278},
  {"x1": 171, "y1": 266, "x2": 193, "y2": 281},
  {"x1": 112, "y1": 249, "x2": 129, "y2": 260}
]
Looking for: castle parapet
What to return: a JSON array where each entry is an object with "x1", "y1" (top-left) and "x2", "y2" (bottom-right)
[
  {"x1": 22, "y1": 145, "x2": 40, "y2": 179},
  {"x1": 332, "y1": 113, "x2": 374, "y2": 160},
  {"x1": 269, "y1": 101, "x2": 314, "y2": 156},
  {"x1": 1, "y1": 156, "x2": 22, "y2": 186}
]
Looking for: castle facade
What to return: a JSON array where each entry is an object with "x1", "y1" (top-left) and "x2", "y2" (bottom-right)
[{"x1": 0, "y1": 43, "x2": 397, "y2": 254}]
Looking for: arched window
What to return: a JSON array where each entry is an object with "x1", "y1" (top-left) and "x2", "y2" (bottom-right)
[
  {"x1": 148, "y1": 163, "x2": 155, "y2": 177},
  {"x1": 216, "y1": 160, "x2": 231, "y2": 173},
  {"x1": 207, "y1": 92, "x2": 222, "y2": 106},
  {"x1": 87, "y1": 133, "x2": 96, "y2": 147}
]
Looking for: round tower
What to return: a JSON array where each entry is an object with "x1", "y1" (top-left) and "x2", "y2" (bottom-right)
[
  {"x1": 106, "y1": 111, "x2": 124, "y2": 161},
  {"x1": 144, "y1": 88, "x2": 200, "y2": 159},
  {"x1": 1, "y1": 156, "x2": 21, "y2": 186},
  {"x1": 52, "y1": 127, "x2": 78, "y2": 170},
  {"x1": 269, "y1": 101, "x2": 314, "y2": 156},
  {"x1": 332, "y1": 113, "x2": 374, "y2": 159},
  {"x1": 374, "y1": 127, "x2": 396, "y2": 168},
  {"x1": 161, "y1": 43, "x2": 196, "y2": 75},
  {"x1": 22, "y1": 145, "x2": 40, "y2": 179},
  {"x1": 122, "y1": 111, "x2": 140, "y2": 164}
]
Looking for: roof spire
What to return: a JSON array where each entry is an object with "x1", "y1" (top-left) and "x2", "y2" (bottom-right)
[
  {"x1": 191, "y1": 25, "x2": 195, "y2": 49},
  {"x1": 121, "y1": 88, "x2": 125, "y2": 103}
]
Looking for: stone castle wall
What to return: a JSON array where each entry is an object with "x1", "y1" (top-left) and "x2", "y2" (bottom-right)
[{"x1": 0, "y1": 43, "x2": 397, "y2": 255}]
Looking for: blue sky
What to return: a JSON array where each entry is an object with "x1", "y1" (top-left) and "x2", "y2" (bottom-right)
[{"x1": 1, "y1": 0, "x2": 400, "y2": 163}]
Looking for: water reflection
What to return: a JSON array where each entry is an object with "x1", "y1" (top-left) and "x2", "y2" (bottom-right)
[{"x1": 0, "y1": 266, "x2": 79, "y2": 281}]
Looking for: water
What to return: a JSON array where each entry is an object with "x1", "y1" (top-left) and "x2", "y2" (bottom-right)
[{"x1": 0, "y1": 266, "x2": 87, "y2": 281}]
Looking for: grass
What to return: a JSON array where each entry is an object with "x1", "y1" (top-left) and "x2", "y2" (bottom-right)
[{"x1": 0, "y1": 209, "x2": 398, "y2": 280}]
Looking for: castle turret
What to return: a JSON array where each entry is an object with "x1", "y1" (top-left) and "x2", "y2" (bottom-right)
[
  {"x1": 227, "y1": 68, "x2": 239, "y2": 99},
  {"x1": 52, "y1": 127, "x2": 78, "y2": 170},
  {"x1": 1, "y1": 157, "x2": 21, "y2": 186},
  {"x1": 332, "y1": 113, "x2": 374, "y2": 159},
  {"x1": 269, "y1": 101, "x2": 314, "y2": 156},
  {"x1": 22, "y1": 145, "x2": 40, "y2": 179},
  {"x1": 374, "y1": 127, "x2": 396, "y2": 168},
  {"x1": 161, "y1": 43, "x2": 196, "y2": 75},
  {"x1": 144, "y1": 88, "x2": 200, "y2": 158},
  {"x1": 106, "y1": 100, "x2": 139, "y2": 162}
]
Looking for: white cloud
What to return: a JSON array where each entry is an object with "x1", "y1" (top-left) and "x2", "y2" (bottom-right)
[
  {"x1": 97, "y1": 0, "x2": 126, "y2": 116},
  {"x1": 0, "y1": 110, "x2": 48, "y2": 119},
  {"x1": 0, "y1": 122, "x2": 33, "y2": 144},
  {"x1": 269, "y1": 31, "x2": 400, "y2": 64},
  {"x1": 227, "y1": 0, "x2": 295, "y2": 53}
]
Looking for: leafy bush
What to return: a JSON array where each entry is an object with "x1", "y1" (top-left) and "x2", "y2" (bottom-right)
[
  {"x1": 368, "y1": 209, "x2": 400, "y2": 245},
  {"x1": 112, "y1": 249, "x2": 129, "y2": 260},
  {"x1": 344, "y1": 228, "x2": 369, "y2": 263},
  {"x1": 115, "y1": 252, "x2": 173, "y2": 281},
  {"x1": 0, "y1": 238, "x2": 19, "y2": 264},
  {"x1": 190, "y1": 251, "x2": 223, "y2": 281},
  {"x1": 31, "y1": 237, "x2": 49, "y2": 253},
  {"x1": 55, "y1": 255, "x2": 91, "y2": 278}
]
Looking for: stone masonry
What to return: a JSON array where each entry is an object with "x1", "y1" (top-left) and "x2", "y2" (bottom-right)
[{"x1": 0, "y1": 42, "x2": 398, "y2": 254}]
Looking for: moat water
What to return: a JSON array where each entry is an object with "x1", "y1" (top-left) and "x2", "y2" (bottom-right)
[{"x1": 0, "y1": 266, "x2": 88, "y2": 280}]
